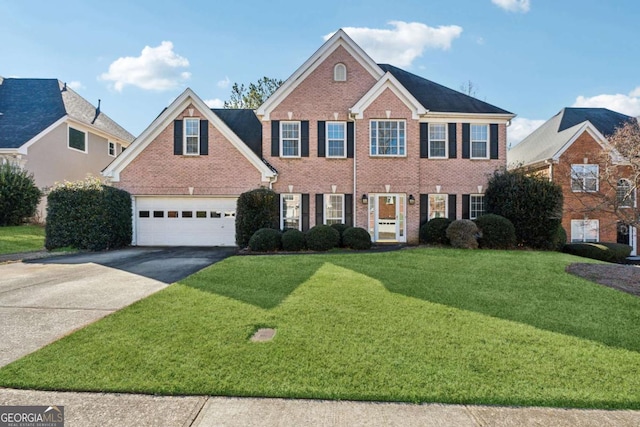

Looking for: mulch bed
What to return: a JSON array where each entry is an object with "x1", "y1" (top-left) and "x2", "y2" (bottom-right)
[{"x1": 566, "y1": 263, "x2": 640, "y2": 297}]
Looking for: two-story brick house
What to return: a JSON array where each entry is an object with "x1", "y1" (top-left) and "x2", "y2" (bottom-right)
[{"x1": 103, "y1": 30, "x2": 514, "y2": 246}]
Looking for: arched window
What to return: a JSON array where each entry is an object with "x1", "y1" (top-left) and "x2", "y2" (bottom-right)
[
  {"x1": 333, "y1": 63, "x2": 346, "y2": 81},
  {"x1": 617, "y1": 178, "x2": 635, "y2": 207}
]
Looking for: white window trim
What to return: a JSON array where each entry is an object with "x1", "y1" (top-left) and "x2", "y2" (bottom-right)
[
  {"x1": 183, "y1": 118, "x2": 200, "y2": 156},
  {"x1": 333, "y1": 63, "x2": 347, "y2": 81},
  {"x1": 469, "y1": 194, "x2": 485, "y2": 220},
  {"x1": 280, "y1": 193, "x2": 302, "y2": 230},
  {"x1": 470, "y1": 124, "x2": 489, "y2": 159},
  {"x1": 370, "y1": 119, "x2": 407, "y2": 157},
  {"x1": 428, "y1": 194, "x2": 448, "y2": 220},
  {"x1": 571, "y1": 164, "x2": 599, "y2": 193},
  {"x1": 280, "y1": 121, "x2": 301, "y2": 158},
  {"x1": 108, "y1": 141, "x2": 116, "y2": 157},
  {"x1": 326, "y1": 122, "x2": 347, "y2": 158},
  {"x1": 324, "y1": 194, "x2": 345, "y2": 225},
  {"x1": 571, "y1": 219, "x2": 599, "y2": 243},
  {"x1": 428, "y1": 123, "x2": 448, "y2": 159},
  {"x1": 67, "y1": 125, "x2": 88, "y2": 153}
]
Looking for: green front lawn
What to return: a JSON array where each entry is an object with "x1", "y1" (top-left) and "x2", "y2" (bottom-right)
[
  {"x1": 1, "y1": 249, "x2": 640, "y2": 408},
  {"x1": 0, "y1": 225, "x2": 45, "y2": 254}
]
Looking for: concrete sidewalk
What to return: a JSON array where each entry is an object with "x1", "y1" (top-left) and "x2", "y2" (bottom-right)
[{"x1": 1, "y1": 388, "x2": 639, "y2": 427}]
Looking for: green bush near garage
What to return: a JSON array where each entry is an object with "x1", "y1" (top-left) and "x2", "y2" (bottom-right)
[
  {"x1": 248, "y1": 228, "x2": 282, "y2": 252},
  {"x1": 235, "y1": 188, "x2": 279, "y2": 248},
  {"x1": 0, "y1": 162, "x2": 42, "y2": 226},
  {"x1": 45, "y1": 177, "x2": 131, "y2": 251},
  {"x1": 281, "y1": 229, "x2": 306, "y2": 251}
]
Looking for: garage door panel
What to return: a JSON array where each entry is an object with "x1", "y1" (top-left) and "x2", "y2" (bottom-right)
[{"x1": 136, "y1": 197, "x2": 237, "y2": 246}]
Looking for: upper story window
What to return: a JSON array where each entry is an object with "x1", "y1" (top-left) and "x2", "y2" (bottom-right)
[
  {"x1": 370, "y1": 120, "x2": 405, "y2": 157},
  {"x1": 327, "y1": 122, "x2": 346, "y2": 158},
  {"x1": 571, "y1": 164, "x2": 598, "y2": 192},
  {"x1": 617, "y1": 178, "x2": 635, "y2": 207},
  {"x1": 333, "y1": 63, "x2": 347, "y2": 81},
  {"x1": 108, "y1": 141, "x2": 116, "y2": 157},
  {"x1": 429, "y1": 123, "x2": 447, "y2": 158},
  {"x1": 68, "y1": 126, "x2": 87, "y2": 153},
  {"x1": 184, "y1": 118, "x2": 200, "y2": 155},
  {"x1": 281, "y1": 193, "x2": 301, "y2": 230},
  {"x1": 324, "y1": 194, "x2": 345, "y2": 225},
  {"x1": 470, "y1": 124, "x2": 488, "y2": 159},
  {"x1": 281, "y1": 121, "x2": 300, "y2": 157}
]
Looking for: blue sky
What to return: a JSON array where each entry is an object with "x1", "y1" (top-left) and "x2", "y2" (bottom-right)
[{"x1": 2, "y1": 0, "x2": 639, "y2": 145}]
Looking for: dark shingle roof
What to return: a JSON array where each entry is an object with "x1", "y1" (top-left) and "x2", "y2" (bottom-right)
[
  {"x1": 378, "y1": 64, "x2": 513, "y2": 115},
  {"x1": 0, "y1": 78, "x2": 134, "y2": 149},
  {"x1": 211, "y1": 109, "x2": 262, "y2": 157},
  {"x1": 558, "y1": 107, "x2": 634, "y2": 137}
]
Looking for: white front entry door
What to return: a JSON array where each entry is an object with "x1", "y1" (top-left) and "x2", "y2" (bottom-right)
[{"x1": 368, "y1": 194, "x2": 406, "y2": 243}]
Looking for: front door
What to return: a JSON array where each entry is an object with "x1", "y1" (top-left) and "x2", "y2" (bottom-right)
[
  {"x1": 617, "y1": 222, "x2": 637, "y2": 255},
  {"x1": 368, "y1": 194, "x2": 406, "y2": 243}
]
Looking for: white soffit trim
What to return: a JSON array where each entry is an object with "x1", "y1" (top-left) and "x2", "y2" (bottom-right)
[
  {"x1": 17, "y1": 116, "x2": 68, "y2": 155},
  {"x1": 350, "y1": 72, "x2": 427, "y2": 120},
  {"x1": 103, "y1": 88, "x2": 275, "y2": 182},
  {"x1": 422, "y1": 111, "x2": 516, "y2": 123},
  {"x1": 552, "y1": 121, "x2": 613, "y2": 162},
  {"x1": 256, "y1": 29, "x2": 384, "y2": 121}
]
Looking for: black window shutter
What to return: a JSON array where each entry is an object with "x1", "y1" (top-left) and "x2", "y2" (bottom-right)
[
  {"x1": 345, "y1": 194, "x2": 353, "y2": 226},
  {"x1": 302, "y1": 194, "x2": 310, "y2": 231},
  {"x1": 420, "y1": 194, "x2": 429, "y2": 225},
  {"x1": 448, "y1": 194, "x2": 457, "y2": 220},
  {"x1": 462, "y1": 194, "x2": 470, "y2": 219},
  {"x1": 301, "y1": 121, "x2": 309, "y2": 157},
  {"x1": 199, "y1": 120, "x2": 208, "y2": 155},
  {"x1": 271, "y1": 121, "x2": 280, "y2": 156},
  {"x1": 317, "y1": 121, "x2": 326, "y2": 157},
  {"x1": 490, "y1": 124, "x2": 499, "y2": 159},
  {"x1": 173, "y1": 120, "x2": 183, "y2": 155},
  {"x1": 347, "y1": 122, "x2": 354, "y2": 158},
  {"x1": 462, "y1": 123, "x2": 470, "y2": 159},
  {"x1": 420, "y1": 123, "x2": 429, "y2": 158},
  {"x1": 448, "y1": 123, "x2": 457, "y2": 159},
  {"x1": 315, "y1": 194, "x2": 324, "y2": 226}
]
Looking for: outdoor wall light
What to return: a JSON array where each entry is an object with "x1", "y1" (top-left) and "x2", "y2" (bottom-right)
[
  {"x1": 361, "y1": 194, "x2": 368, "y2": 204},
  {"x1": 408, "y1": 194, "x2": 415, "y2": 205}
]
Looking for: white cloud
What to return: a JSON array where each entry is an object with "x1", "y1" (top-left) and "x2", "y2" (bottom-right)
[
  {"x1": 508, "y1": 117, "x2": 545, "y2": 147},
  {"x1": 67, "y1": 81, "x2": 85, "y2": 91},
  {"x1": 492, "y1": 0, "x2": 530, "y2": 13},
  {"x1": 99, "y1": 41, "x2": 191, "y2": 92},
  {"x1": 204, "y1": 98, "x2": 224, "y2": 108},
  {"x1": 325, "y1": 21, "x2": 463, "y2": 67},
  {"x1": 217, "y1": 76, "x2": 231, "y2": 89},
  {"x1": 572, "y1": 88, "x2": 640, "y2": 117}
]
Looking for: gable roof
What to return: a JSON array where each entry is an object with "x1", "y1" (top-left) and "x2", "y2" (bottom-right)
[
  {"x1": 0, "y1": 78, "x2": 134, "y2": 150},
  {"x1": 378, "y1": 64, "x2": 513, "y2": 115},
  {"x1": 350, "y1": 72, "x2": 427, "y2": 119},
  {"x1": 211, "y1": 109, "x2": 261, "y2": 157},
  {"x1": 508, "y1": 107, "x2": 635, "y2": 168}
]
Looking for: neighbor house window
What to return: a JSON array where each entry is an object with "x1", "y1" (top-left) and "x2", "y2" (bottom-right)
[
  {"x1": 429, "y1": 123, "x2": 447, "y2": 158},
  {"x1": 617, "y1": 178, "x2": 635, "y2": 207},
  {"x1": 370, "y1": 120, "x2": 405, "y2": 156},
  {"x1": 281, "y1": 194, "x2": 302, "y2": 230},
  {"x1": 470, "y1": 194, "x2": 485, "y2": 219},
  {"x1": 108, "y1": 141, "x2": 116, "y2": 157},
  {"x1": 68, "y1": 126, "x2": 87, "y2": 152},
  {"x1": 327, "y1": 122, "x2": 346, "y2": 157},
  {"x1": 184, "y1": 118, "x2": 200, "y2": 155},
  {"x1": 571, "y1": 219, "x2": 599, "y2": 242},
  {"x1": 280, "y1": 121, "x2": 300, "y2": 157},
  {"x1": 571, "y1": 164, "x2": 598, "y2": 192},
  {"x1": 428, "y1": 194, "x2": 447, "y2": 220},
  {"x1": 470, "y1": 124, "x2": 488, "y2": 158},
  {"x1": 324, "y1": 194, "x2": 344, "y2": 225},
  {"x1": 334, "y1": 63, "x2": 346, "y2": 81}
]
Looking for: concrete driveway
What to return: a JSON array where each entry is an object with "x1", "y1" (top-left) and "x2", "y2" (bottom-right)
[{"x1": 0, "y1": 247, "x2": 235, "y2": 367}]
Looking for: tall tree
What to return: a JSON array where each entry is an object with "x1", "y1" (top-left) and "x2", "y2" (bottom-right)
[{"x1": 224, "y1": 77, "x2": 283, "y2": 109}]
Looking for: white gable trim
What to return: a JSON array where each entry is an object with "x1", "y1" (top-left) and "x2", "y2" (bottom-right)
[
  {"x1": 350, "y1": 72, "x2": 427, "y2": 120},
  {"x1": 103, "y1": 88, "x2": 276, "y2": 182},
  {"x1": 552, "y1": 121, "x2": 626, "y2": 164},
  {"x1": 16, "y1": 116, "x2": 68, "y2": 155},
  {"x1": 256, "y1": 29, "x2": 384, "y2": 121}
]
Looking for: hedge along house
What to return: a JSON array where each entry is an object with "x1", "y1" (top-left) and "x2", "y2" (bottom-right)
[
  {"x1": 103, "y1": 29, "x2": 514, "y2": 246},
  {"x1": 508, "y1": 107, "x2": 638, "y2": 254}
]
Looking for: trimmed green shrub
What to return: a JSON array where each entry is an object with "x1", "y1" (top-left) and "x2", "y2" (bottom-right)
[
  {"x1": 485, "y1": 169, "x2": 563, "y2": 249},
  {"x1": 563, "y1": 242, "x2": 632, "y2": 263},
  {"x1": 46, "y1": 177, "x2": 131, "y2": 251},
  {"x1": 0, "y1": 163, "x2": 42, "y2": 226},
  {"x1": 306, "y1": 225, "x2": 340, "y2": 251},
  {"x1": 248, "y1": 228, "x2": 282, "y2": 252},
  {"x1": 474, "y1": 214, "x2": 516, "y2": 249},
  {"x1": 235, "y1": 188, "x2": 279, "y2": 247},
  {"x1": 281, "y1": 229, "x2": 306, "y2": 251},
  {"x1": 446, "y1": 219, "x2": 479, "y2": 249},
  {"x1": 420, "y1": 217, "x2": 452, "y2": 245},
  {"x1": 330, "y1": 223, "x2": 350, "y2": 247},
  {"x1": 552, "y1": 224, "x2": 567, "y2": 251},
  {"x1": 342, "y1": 227, "x2": 372, "y2": 250}
]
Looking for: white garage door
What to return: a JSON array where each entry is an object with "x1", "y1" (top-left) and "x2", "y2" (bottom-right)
[{"x1": 135, "y1": 197, "x2": 237, "y2": 246}]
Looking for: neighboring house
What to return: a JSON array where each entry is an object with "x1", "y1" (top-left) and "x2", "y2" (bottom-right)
[
  {"x1": 0, "y1": 77, "x2": 134, "y2": 219},
  {"x1": 508, "y1": 107, "x2": 637, "y2": 254},
  {"x1": 103, "y1": 29, "x2": 515, "y2": 246}
]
